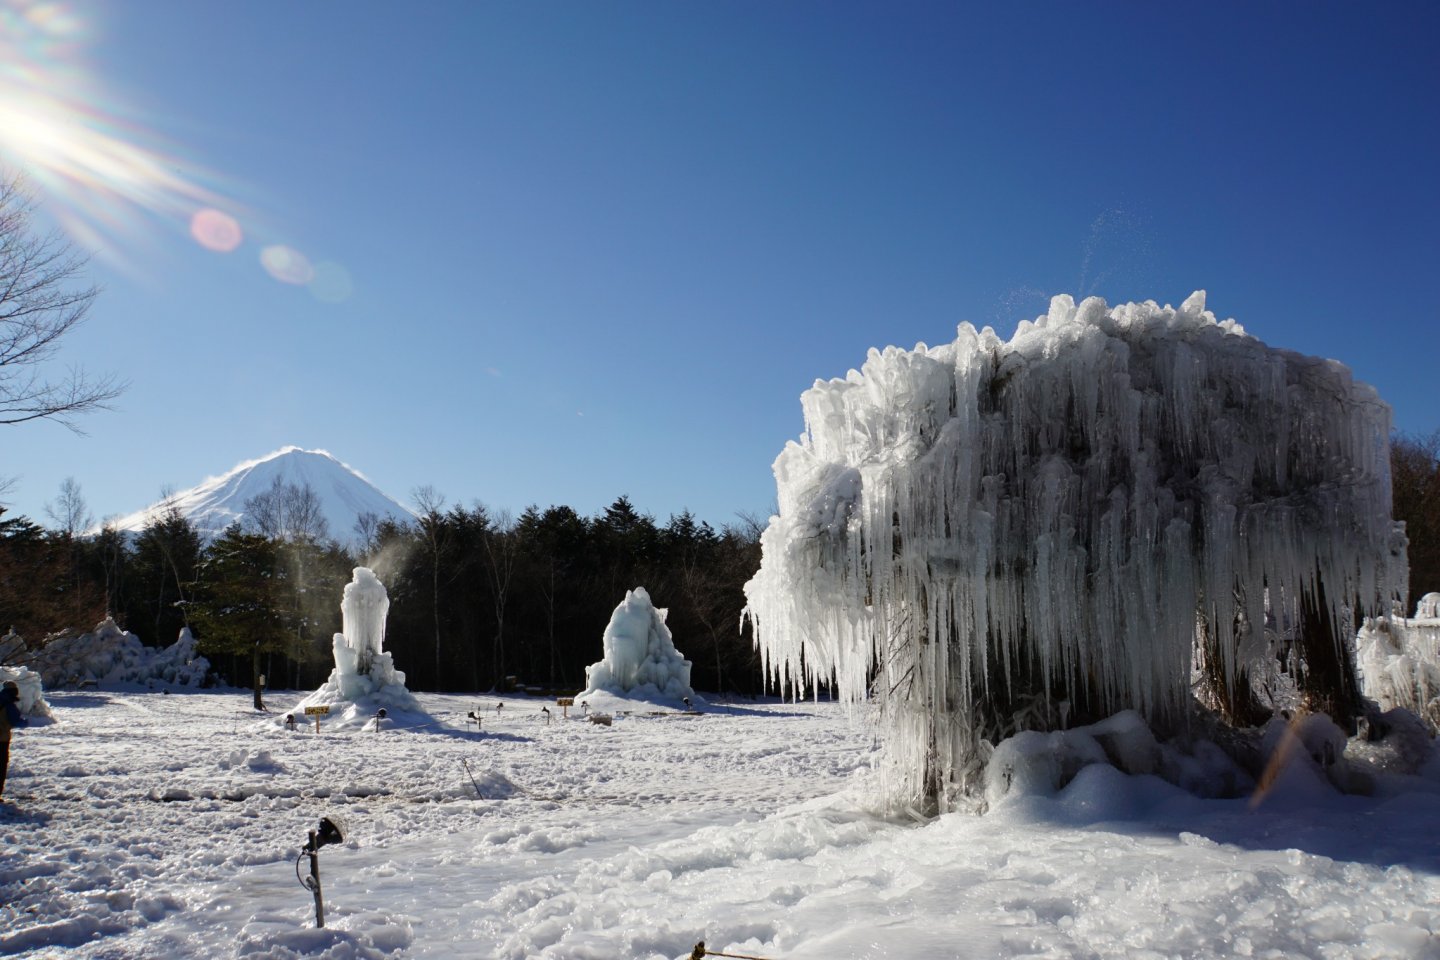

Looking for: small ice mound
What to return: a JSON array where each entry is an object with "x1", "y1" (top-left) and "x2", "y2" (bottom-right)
[
  {"x1": 466, "y1": 768, "x2": 521, "y2": 800},
  {"x1": 289, "y1": 687, "x2": 431, "y2": 733},
  {"x1": 575, "y1": 587, "x2": 698, "y2": 709},
  {"x1": 1250, "y1": 712, "x2": 1349, "y2": 807},
  {"x1": 219, "y1": 749, "x2": 286, "y2": 773},
  {"x1": 235, "y1": 909, "x2": 413, "y2": 959},
  {"x1": 0, "y1": 664, "x2": 50, "y2": 719},
  {"x1": 1349, "y1": 707, "x2": 1437, "y2": 778},
  {"x1": 984, "y1": 711, "x2": 1252, "y2": 810}
]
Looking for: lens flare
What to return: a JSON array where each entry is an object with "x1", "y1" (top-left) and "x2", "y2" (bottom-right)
[
  {"x1": 190, "y1": 208, "x2": 242, "y2": 252},
  {"x1": 261, "y1": 244, "x2": 314, "y2": 285},
  {"x1": 307, "y1": 260, "x2": 353, "y2": 302},
  {"x1": 0, "y1": 1, "x2": 235, "y2": 267}
]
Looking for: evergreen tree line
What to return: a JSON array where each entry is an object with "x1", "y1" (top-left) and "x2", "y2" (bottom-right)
[{"x1": 0, "y1": 484, "x2": 767, "y2": 695}]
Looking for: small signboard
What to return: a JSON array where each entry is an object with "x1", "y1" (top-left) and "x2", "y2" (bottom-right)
[
  {"x1": 557, "y1": 697, "x2": 575, "y2": 718},
  {"x1": 304, "y1": 704, "x2": 330, "y2": 732}
]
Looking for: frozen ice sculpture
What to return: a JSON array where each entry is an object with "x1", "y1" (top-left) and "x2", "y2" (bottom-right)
[
  {"x1": 578, "y1": 587, "x2": 696, "y2": 704},
  {"x1": 296, "y1": 567, "x2": 420, "y2": 727},
  {"x1": 745, "y1": 292, "x2": 1404, "y2": 810}
]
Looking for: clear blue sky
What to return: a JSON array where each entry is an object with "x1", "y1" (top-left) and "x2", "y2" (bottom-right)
[{"x1": 3, "y1": 0, "x2": 1437, "y2": 531}]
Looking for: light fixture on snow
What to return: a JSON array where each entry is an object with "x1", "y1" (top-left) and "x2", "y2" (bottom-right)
[{"x1": 296, "y1": 815, "x2": 348, "y2": 928}]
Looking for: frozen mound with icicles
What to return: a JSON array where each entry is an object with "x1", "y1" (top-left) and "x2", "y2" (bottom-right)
[
  {"x1": 744, "y1": 292, "x2": 1405, "y2": 811},
  {"x1": 1358, "y1": 592, "x2": 1440, "y2": 731},
  {"x1": 19, "y1": 620, "x2": 211, "y2": 692},
  {"x1": 291, "y1": 567, "x2": 425, "y2": 731},
  {"x1": 576, "y1": 587, "x2": 698, "y2": 710}
]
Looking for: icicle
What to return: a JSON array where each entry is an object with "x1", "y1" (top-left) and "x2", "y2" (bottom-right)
[{"x1": 744, "y1": 293, "x2": 1401, "y2": 812}]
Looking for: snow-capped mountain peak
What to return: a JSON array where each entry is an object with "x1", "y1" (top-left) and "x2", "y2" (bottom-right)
[{"x1": 108, "y1": 447, "x2": 414, "y2": 543}]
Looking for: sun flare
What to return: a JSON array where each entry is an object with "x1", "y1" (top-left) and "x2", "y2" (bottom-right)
[{"x1": 0, "y1": 1, "x2": 231, "y2": 265}]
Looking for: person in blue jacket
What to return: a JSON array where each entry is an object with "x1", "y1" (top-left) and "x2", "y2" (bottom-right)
[{"x1": 0, "y1": 680, "x2": 26, "y2": 799}]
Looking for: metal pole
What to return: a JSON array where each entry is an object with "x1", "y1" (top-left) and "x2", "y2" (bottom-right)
[{"x1": 307, "y1": 831, "x2": 325, "y2": 928}]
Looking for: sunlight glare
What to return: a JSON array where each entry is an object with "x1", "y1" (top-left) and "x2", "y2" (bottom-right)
[{"x1": 0, "y1": 0, "x2": 229, "y2": 266}]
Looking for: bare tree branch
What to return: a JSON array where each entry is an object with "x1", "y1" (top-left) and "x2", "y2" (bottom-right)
[{"x1": 0, "y1": 172, "x2": 125, "y2": 431}]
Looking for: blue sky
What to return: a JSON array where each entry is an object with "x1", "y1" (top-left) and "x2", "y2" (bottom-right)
[{"x1": 3, "y1": 0, "x2": 1437, "y2": 531}]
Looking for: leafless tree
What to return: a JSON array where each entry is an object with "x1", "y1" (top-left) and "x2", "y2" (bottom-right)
[
  {"x1": 413, "y1": 485, "x2": 450, "y2": 683},
  {"x1": 0, "y1": 173, "x2": 123, "y2": 430},
  {"x1": 45, "y1": 476, "x2": 93, "y2": 619},
  {"x1": 353, "y1": 511, "x2": 380, "y2": 558},
  {"x1": 243, "y1": 476, "x2": 329, "y2": 543},
  {"x1": 482, "y1": 509, "x2": 519, "y2": 687},
  {"x1": 45, "y1": 476, "x2": 92, "y2": 538}
]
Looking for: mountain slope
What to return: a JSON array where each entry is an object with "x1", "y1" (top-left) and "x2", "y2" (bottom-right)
[{"x1": 109, "y1": 447, "x2": 414, "y2": 543}]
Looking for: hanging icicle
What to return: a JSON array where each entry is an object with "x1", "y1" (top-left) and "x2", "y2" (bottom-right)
[{"x1": 744, "y1": 293, "x2": 1406, "y2": 812}]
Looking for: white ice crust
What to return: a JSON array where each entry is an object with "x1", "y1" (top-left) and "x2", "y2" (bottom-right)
[
  {"x1": 576, "y1": 587, "x2": 697, "y2": 707},
  {"x1": 745, "y1": 292, "x2": 1403, "y2": 808}
]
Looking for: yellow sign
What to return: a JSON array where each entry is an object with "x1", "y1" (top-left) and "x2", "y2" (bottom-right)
[
  {"x1": 304, "y1": 705, "x2": 331, "y2": 716},
  {"x1": 556, "y1": 698, "x2": 575, "y2": 707}
]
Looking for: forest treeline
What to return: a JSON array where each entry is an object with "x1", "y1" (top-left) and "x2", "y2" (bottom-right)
[
  {"x1": 3, "y1": 429, "x2": 1438, "y2": 693},
  {"x1": 0, "y1": 484, "x2": 768, "y2": 695}
]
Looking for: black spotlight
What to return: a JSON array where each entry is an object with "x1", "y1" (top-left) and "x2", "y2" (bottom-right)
[
  {"x1": 305, "y1": 814, "x2": 346, "y2": 852},
  {"x1": 298, "y1": 815, "x2": 348, "y2": 928}
]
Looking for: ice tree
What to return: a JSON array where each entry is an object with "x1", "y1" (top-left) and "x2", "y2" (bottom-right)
[{"x1": 744, "y1": 293, "x2": 1405, "y2": 811}]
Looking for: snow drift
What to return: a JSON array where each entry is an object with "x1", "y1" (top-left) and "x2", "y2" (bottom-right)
[{"x1": 744, "y1": 292, "x2": 1404, "y2": 810}]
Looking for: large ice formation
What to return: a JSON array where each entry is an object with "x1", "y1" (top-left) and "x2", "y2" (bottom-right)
[
  {"x1": 1358, "y1": 593, "x2": 1440, "y2": 731},
  {"x1": 18, "y1": 619, "x2": 210, "y2": 692},
  {"x1": 296, "y1": 567, "x2": 421, "y2": 728},
  {"x1": 577, "y1": 587, "x2": 697, "y2": 706},
  {"x1": 744, "y1": 292, "x2": 1404, "y2": 810}
]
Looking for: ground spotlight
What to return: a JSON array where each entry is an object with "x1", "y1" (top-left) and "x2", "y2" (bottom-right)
[{"x1": 297, "y1": 815, "x2": 349, "y2": 927}]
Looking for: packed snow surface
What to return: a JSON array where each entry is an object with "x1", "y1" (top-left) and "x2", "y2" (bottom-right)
[
  {"x1": 576, "y1": 587, "x2": 697, "y2": 708},
  {"x1": 2, "y1": 689, "x2": 1439, "y2": 958},
  {"x1": 106, "y1": 447, "x2": 413, "y2": 543},
  {"x1": 745, "y1": 292, "x2": 1402, "y2": 807}
]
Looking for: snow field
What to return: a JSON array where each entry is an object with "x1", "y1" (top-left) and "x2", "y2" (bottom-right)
[{"x1": 2, "y1": 690, "x2": 1439, "y2": 959}]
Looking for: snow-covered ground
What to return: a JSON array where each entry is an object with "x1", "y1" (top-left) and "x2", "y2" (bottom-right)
[{"x1": 3, "y1": 689, "x2": 1439, "y2": 959}]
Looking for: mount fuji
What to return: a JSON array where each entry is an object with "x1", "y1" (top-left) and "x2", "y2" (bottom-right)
[{"x1": 108, "y1": 447, "x2": 414, "y2": 544}]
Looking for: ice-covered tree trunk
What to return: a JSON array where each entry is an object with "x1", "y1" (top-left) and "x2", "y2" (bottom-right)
[{"x1": 744, "y1": 293, "x2": 1406, "y2": 812}]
